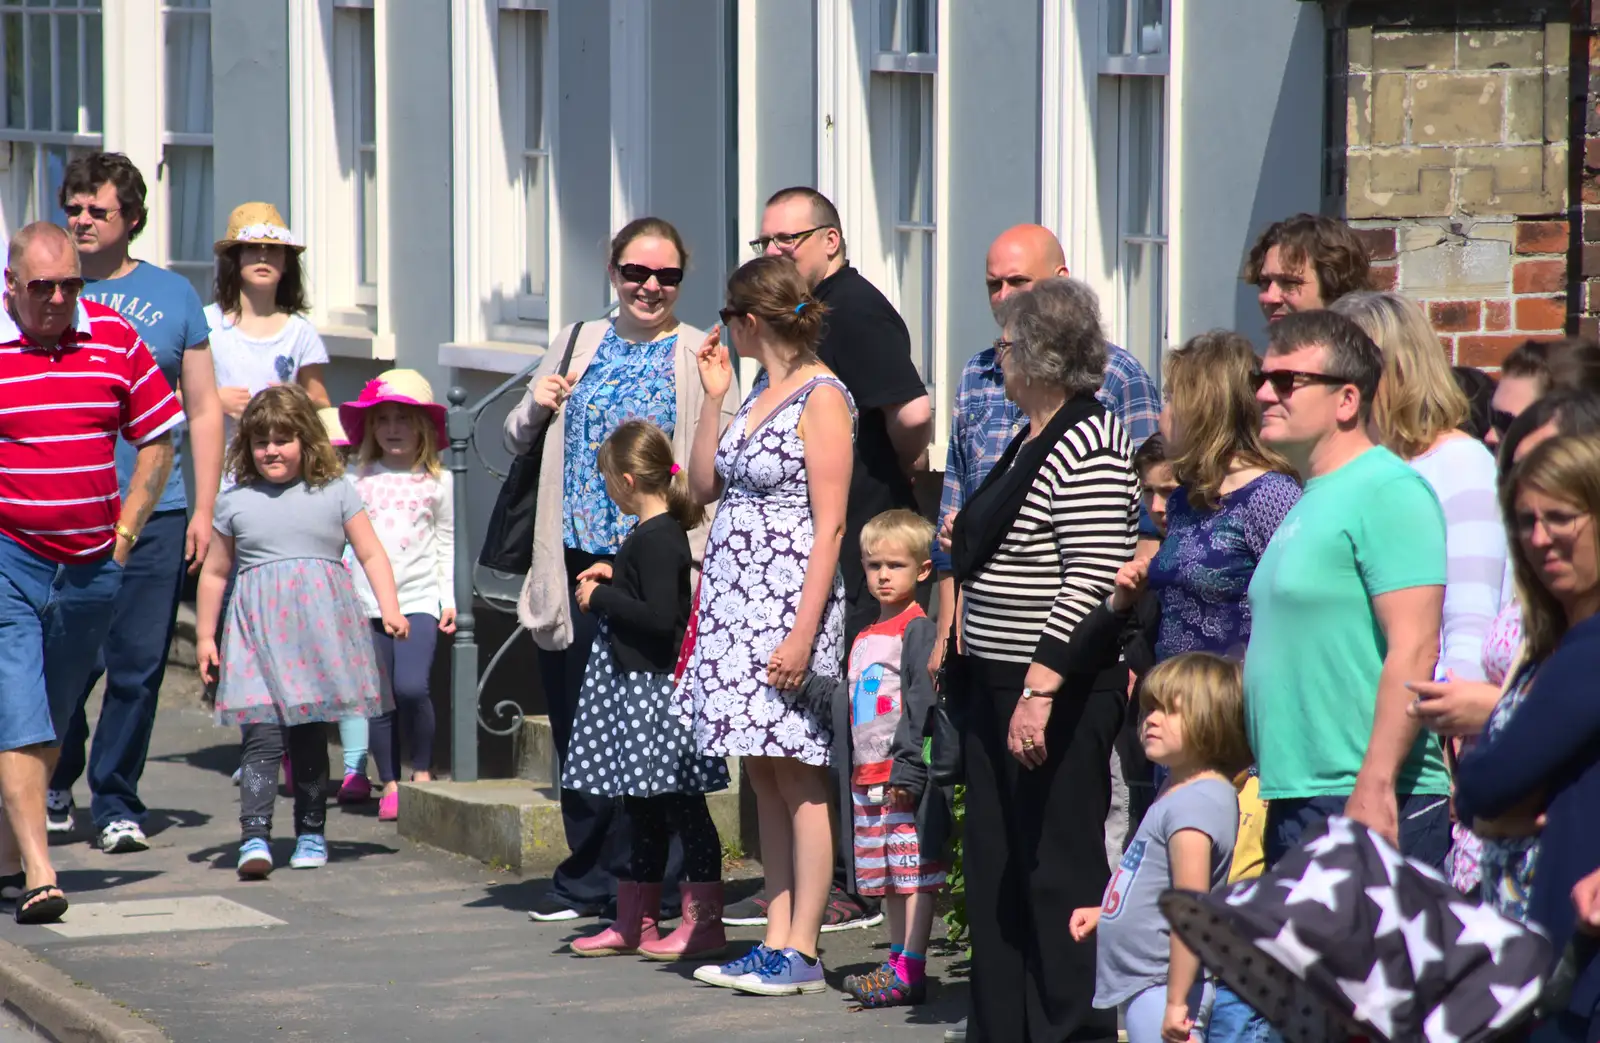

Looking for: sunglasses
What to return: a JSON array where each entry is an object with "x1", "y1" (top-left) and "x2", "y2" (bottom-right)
[
  {"x1": 1249, "y1": 368, "x2": 1352, "y2": 398},
  {"x1": 992, "y1": 337, "x2": 1014, "y2": 358},
  {"x1": 748, "y1": 226, "x2": 827, "y2": 255},
  {"x1": 1490, "y1": 408, "x2": 1517, "y2": 435},
  {"x1": 616, "y1": 263, "x2": 684, "y2": 288},
  {"x1": 18, "y1": 277, "x2": 86, "y2": 301},
  {"x1": 718, "y1": 307, "x2": 745, "y2": 326},
  {"x1": 63, "y1": 204, "x2": 120, "y2": 221}
]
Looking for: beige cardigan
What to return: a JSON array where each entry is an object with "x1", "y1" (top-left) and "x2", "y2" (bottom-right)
[{"x1": 502, "y1": 318, "x2": 739, "y2": 651}]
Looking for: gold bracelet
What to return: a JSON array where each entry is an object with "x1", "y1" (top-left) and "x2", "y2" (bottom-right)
[{"x1": 113, "y1": 522, "x2": 139, "y2": 545}]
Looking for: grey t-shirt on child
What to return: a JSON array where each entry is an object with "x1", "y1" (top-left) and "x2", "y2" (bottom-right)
[
  {"x1": 214, "y1": 477, "x2": 364, "y2": 572},
  {"x1": 1093, "y1": 776, "x2": 1239, "y2": 1008}
]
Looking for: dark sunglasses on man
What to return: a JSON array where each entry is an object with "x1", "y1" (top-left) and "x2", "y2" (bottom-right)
[
  {"x1": 1249, "y1": 368, "x2": 1352, "y2": 397},
  {"x1": 15, "y1": 277, "x2": 86, "y2": 301},
  {"x1": 62, "y1": 204, "x2": 120, "y2": 221},
  {"x1": 1490, "y1": 408, "x2": 1517, "y2": 437},
  {"x1": 616, "y1": 263, "x2": 684, "y2": 288}
]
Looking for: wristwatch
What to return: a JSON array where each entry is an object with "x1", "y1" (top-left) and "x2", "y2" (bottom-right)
[
  {"x1": 114, "y1": 522, "x2": 139, "y2": 545},
  {"x1": 1020, "y1": 686, "x2": 1054, "y2": 701}
]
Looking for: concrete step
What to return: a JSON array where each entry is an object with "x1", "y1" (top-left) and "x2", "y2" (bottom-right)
[
  {"x1": 513, "y1": 714, "x2": 558, "y2": 783},
  {"x1": 398, "y1": 779, "x2": 744, "y2": 874}
]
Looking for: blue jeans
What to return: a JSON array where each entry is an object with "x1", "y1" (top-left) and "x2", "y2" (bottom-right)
[
  {"x1": 0, "y1": 534, "x2": 124, "y2": 751},
  {"x1": 51, "y1": 510, "x2": 186, "y2": 828},
  {"x1": 1265, "y1": 791, "x2": 1452, "y2": 870},
  {"x1": 1208, "y1": 983, "x2": 1271, "y2": 1043}
]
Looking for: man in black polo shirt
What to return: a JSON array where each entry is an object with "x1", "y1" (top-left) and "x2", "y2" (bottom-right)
[{"x1": 719, "y1": 187, "x2": 933, "y2": 934}]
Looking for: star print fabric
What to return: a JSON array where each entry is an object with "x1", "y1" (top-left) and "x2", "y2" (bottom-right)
[{"x1": 1160, "y1": 816, "x2": 1552, "y2": 1043}]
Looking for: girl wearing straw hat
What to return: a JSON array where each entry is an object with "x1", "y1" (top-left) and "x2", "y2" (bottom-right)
[
  {"x1": 206, "y1": 202, "x2": 330, "y2": 462},
  {"x1": 341, "y1": 369, "x2": 456, "y2": 821}
]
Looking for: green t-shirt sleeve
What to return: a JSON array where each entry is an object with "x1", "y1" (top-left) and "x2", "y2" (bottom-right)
[{"x1": 1353, "y1": 472, "x2": 1447, "y2": 596}]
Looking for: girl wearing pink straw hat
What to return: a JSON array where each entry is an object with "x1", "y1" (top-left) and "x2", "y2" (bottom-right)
[{"x1": 340, "y1": 370, "x2": 455, "y2": 820}]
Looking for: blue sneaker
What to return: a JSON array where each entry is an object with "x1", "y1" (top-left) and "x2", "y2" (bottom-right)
[
  {"x1": 730, "y1": 947, "x2": 827, "y2": 996},
  {"x1": 289, "y1": 834, "x2": 327, "y2": 869},
  {"x1": 692, "y1": 943, "x2": 774, "y2": 988},
  {"x1": 237, "y1": 838, "x2": 273, "y2": 879}
]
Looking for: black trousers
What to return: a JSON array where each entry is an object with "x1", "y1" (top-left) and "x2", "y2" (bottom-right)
[
  {"x1": 536, "y1": 548, "x2": 683, "y2": 912},
  {"x1": 239, "y1": 722, "x2": 330, "y2": 841},
  {"x1": 962, "y1": 655, "x2": 1122, "y2": 1043}
]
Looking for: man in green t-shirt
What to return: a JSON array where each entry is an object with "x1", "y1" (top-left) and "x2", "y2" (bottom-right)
[{"x1": 1244, "y1": 310, "x2": 1451, "y2": 869}]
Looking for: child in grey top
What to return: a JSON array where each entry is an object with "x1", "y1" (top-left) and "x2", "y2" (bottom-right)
[{"x1": 1071, "y1": 653, "x2": 1251, "y2": 1043}]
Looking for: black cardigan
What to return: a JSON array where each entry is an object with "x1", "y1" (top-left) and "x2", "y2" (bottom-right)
[{"x1": 586, "y1": 514, "x2": 692, "y2": 674}]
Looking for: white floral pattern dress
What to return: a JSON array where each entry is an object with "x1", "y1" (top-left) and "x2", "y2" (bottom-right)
[{"x1": 674, "y1": 372, "x2": 854, "y2": 767}]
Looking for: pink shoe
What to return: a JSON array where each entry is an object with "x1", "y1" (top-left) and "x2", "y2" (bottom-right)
[
  {"x1": 638, "y1": 881, "x2": 727, "y2": 961},
  {"x1": 378, "y1": 790, "x2": 399, "y2": 821},
  {"x1": 337, "y1": 773, "x2": 372, "y2": 804},
  {"x1": 570, "y1": 881, "x2": 661, "y2": 957}
]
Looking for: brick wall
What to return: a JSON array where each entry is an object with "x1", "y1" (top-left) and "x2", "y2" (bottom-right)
[{"x1": 1334, "y1": 2, "x2": 1579, "y2": 369}]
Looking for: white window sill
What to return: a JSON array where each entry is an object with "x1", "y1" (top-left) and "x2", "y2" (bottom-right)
[
  {"x1": 319, "y1": 325, "x2": 396, "y2": 361},
  {"x1": 438, "y1": 339, "x2": 550, "y2": 376}
]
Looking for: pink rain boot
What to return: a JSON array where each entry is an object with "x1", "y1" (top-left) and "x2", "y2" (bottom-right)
[
  {"x1": 638, "y1": 881, "x2": 727, "y2": 962},
  {"x1": 569, "y1": 881, "x2": 661, "y2": 957}
]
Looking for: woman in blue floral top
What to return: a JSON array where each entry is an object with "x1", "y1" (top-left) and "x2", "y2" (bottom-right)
[
  {"x1": 1137, "y1": 331, "x2": 1301, "y2": 662},
  {"x1": 503, "y1": 217, "x2": 738, "y2": 924}
]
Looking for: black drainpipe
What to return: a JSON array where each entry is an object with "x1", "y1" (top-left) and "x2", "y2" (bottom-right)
[{"x1": 1568, "y1": 1, "x2": 1596, "y2": 338}]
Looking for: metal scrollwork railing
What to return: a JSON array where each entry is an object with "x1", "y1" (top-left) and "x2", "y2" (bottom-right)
[{"x1": 446, "y1": 306, "x2": 617, "y2": 782}]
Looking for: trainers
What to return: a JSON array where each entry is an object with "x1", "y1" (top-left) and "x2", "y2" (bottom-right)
[
  {"x1": 943, "y1": 1018, "x2": 968, "y2": 1043},
  {"x1": 289, "y1": 834, "x2": 328, "y2": 869},
  {"x1": 98, "y1": 820, "x2": 148, "y2": 854},
  {"x1": 720, "y1": 891, "x2": 770, "y2": 926},
  {"x1": 692, "y1": 943, "x2": 775, "y2": 988},
  {"x1": 819, "y1": 887, "x2": 883, "y2": 932},
  {"x1": 45, "y1": 791, "x2": 73, "y2": 834},
  {"x1": 526, "y1": 894, "x2": 604, "y2": 922},
  {"x1": 237, "y1": 838, "x2": 273, "y2": 879},
  {"x1": 336, "y1": 773, "x2": 372, "y2": 804},
  {"x1": 730, "y1": 947, "x2": 827, "y2": 996},
  {"x1": 848, "y1": 963, "x2": 926, "y2": 1008}
]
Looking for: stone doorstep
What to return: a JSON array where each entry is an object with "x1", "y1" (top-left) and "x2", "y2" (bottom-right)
[{"x1": 397, "y1": 777, "x2": 743, "y2": 875}]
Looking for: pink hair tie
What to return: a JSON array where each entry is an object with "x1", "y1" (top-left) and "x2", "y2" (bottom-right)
[{"x1": 670, "y1": 463, "x2": 681, "y2": 475}]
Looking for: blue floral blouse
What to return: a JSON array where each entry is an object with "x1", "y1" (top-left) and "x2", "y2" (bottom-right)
[
  {"x1": 562, "y1": 326, "x2": 678, "y2": 554},
  {"x1": 1146, "y1": 471, "x2": 1301, "y2": 662},
  {"x1": 1476, "y1": 661, "x2": 1540, "y2": 922}
]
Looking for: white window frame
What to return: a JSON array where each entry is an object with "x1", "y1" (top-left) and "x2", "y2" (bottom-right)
[
  {"x1": 498, "y1": 2, "x2": 551, "y2": 323},
  {"x1": 288, "y1": 0, "x2": 393, "y2": 358},
  {"x1": 160, "y1": 0, "x2": 213, "y2": 302},
  {"x1": 0, "y1": 1, "x2": 105, "y2": 238},
  {"x1": 445, "y1": 0, "x2": 561, "y2": 358}
]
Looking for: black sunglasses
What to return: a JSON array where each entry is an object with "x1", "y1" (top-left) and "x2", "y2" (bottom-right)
[
  {"x1": 63, "y1": 204, "x2": 120, "y2": 221},
  {"x1": 748, "y1": 226, "x2": 827, "y2": 254},
  {"x1": 616, "y1": 263, "x2": 684, "y2": 288},
  {"x1": 20, "y1": 277, "x2": 85, "y2": 301},
  {"x1": 718, "y1": 307, "x2": 745, "y2": 326},
  {"x1": 1490, "y1": 408, "x2": 1517, "y2": 435},
  {"x1": 1249, "y1": 368, "x2": 1352, "y2": 397}
]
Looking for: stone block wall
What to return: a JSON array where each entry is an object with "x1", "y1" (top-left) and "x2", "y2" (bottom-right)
[{"x1": 1332, "y1": 2, "x2": 1585, "y2": 368}]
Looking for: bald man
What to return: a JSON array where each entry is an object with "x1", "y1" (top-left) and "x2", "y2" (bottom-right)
[{"x1": 0, "y1": 223, "x2": 181, "y2": 923}]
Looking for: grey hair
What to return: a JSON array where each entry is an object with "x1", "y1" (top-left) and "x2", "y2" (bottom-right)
[
  {"x1": 995, "y1": 277, "x2": 1107, "y2": 396},
  {"x1": 6, "y1": 222, "x2": 75, "y2": 270}
]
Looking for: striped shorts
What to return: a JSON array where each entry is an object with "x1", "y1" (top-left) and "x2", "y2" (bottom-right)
[{"x1": 850, "y1": 783, "x2": 947, "y2": 896}]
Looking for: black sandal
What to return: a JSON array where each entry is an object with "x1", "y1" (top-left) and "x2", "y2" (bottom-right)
[
  {"x1": 14, "y1": 885, "x2": 67, "y2": 925},
  {"x1": 0, "y1": 872, "x2": 23, "y2": 903}
]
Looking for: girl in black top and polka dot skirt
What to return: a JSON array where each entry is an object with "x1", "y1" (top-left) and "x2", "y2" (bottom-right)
[{"x1": 561, "y1": 419, "x2": 730, "y2": 961}]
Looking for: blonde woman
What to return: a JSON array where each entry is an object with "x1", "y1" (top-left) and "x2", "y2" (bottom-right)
[{"x1": 1332, "y1": 291, "x2": 1505, "y2": 683}]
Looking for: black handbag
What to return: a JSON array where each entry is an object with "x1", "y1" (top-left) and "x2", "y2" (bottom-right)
[
  {"x1": 928, "y1": 622, "x2": 967, "y2": 786},
  {"x1": 477, "y1": 322, "x2": 583, "y2": 574}
]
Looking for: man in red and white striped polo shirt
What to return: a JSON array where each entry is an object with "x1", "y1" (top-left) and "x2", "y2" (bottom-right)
[{"x1": 0, "y1": 222, "x2": 181, "y2": 924}]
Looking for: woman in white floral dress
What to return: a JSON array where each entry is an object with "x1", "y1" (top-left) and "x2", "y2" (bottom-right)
[{"x1": 677, "y1": 256, "x2": 855, "y2": 994}]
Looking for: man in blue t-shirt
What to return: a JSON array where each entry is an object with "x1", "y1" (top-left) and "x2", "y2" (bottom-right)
[{"x1": 45, "y1": 153, "x2": 224, "y2": 854}]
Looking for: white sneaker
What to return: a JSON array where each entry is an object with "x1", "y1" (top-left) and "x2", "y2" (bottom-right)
[
  {"x1": 45, "y1": 790, "x2": 74, "y2": 834},
  {"x1": 99, "y1": 820, "x2": 149, "y2": 854}
]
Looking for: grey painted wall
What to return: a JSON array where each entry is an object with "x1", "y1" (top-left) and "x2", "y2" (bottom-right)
[
  {"x1": 750, "y1": 2, "x2": 817, "y2": 211},
  {"x1": 553, "y1": 0, "x2": 611, "y2": 326},
  {"x1": 942, "y1": 0, "x2": 1041, "y2": 412},
  {"x1": 210, "y1": 0, "x2": 291, "y2": 234},
  {"x1": 385, "y1": 0, "x2": 453, "y2": 389},
  {"x1": 1176, "y1": 0, "x2": 1324, "y2": 348}
]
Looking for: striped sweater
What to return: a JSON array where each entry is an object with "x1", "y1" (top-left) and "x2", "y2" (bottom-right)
[{"x1": 961, "y1": 410, "x2": 1140, "y2": 669}]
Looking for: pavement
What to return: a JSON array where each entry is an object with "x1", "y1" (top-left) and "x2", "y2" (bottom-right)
[{"x1": 0, "y1": 683, "x2": 969, "y2": 1042}]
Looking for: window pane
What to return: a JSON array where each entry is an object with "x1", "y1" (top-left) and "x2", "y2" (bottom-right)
[
  {"x1": 1122, "y1": 241, "x2": 1164, "y2": 368},
  {"x1": 897, "y1": 229, "x2": 933, "y2": 384},
  {"x1": 55, "y1": 11, "x2": 74, "y2": 132},
  {"x1": 879, "y1": 0, "x2": 935, "y2": 55},
  {"x1": 164, "y1": 11, "x2": 212, "y2": 134},
  {"x1": 896, "y1": 75, "x2": 931, "y2": 224},
  {"x1": 359, "y1": 146, "x2": 377, "y2": 286},
  {"x1": 83, "y1": 11, "x2": 99, "y2": 131},
  {"x1": 4, "y1": 15, "x2": 23, "y2": 128},
  {"x1": 41, "y1": 142, "x2": 72, "y2": 222},
  {"x1": 0, "y1": 141, "x2": 39, "y2": 235},
  {"x1": 1107, "y1": 0, "x2": 1130, "y2": 56},
  {"x1": 166, "y1": 143, "x2": 213, "y2": 264},
  {"x1": 1137, "y1": 0, "x2": 1165, "y2": 55},
  {"x1": 356, "y1": 9, "x2": 375, "y2": 145},
  {"x1": 523, "y1": 11, "x2": 545, "y2": 151},
  {"x1": 27, "y1": 14, "x2": 49, "y2": 130},
  {"x1": 1124, "y1": 77, "x2": 1163, "y2": 238},
  {"x1": 523, "y1": 153, "x2": 547, "y2": 299}
]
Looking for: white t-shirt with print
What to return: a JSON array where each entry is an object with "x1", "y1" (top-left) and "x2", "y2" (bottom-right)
[{"x1": 205, "y1": 303, "x2": 330, "y2": 455}]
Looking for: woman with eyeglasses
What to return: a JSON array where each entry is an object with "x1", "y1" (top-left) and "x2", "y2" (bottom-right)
[
  {"x1": 504, "y1": 217, "x2": 739, "y2": 924},
  {"x1": 1454, "y1": 432, "x2": 1600, "y2": 1042}
]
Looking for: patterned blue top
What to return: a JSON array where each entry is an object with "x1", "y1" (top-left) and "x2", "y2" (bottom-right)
[
  {"x1": 933, "y1": 341, "x2": 1160, "y2": 571},
  {"x1": 1146, "y1": 471, "x2": 1301, "y2": 661},
  {"x1": 1477, "y1": 662, "x2": 1540, "y2": 924},
  {"x1": 562, "y1": 326, "x2": 678, "y2": 554}
]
